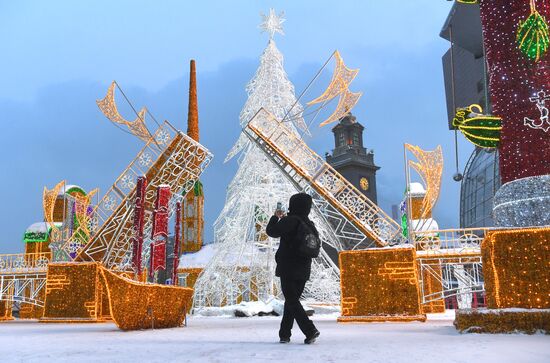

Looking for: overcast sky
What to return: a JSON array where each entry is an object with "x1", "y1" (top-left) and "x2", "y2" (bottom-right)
[{"x1": 0, "y1": 0, "x2": 473, "y2": 253}]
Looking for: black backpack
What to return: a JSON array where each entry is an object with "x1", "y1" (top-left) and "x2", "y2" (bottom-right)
[{"x1": 293, "y1": 217, "x2": 321, "y2": 258}]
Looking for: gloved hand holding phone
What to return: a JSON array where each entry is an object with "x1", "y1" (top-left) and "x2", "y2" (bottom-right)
[{"x1": 275, "y1": 201, "x2": 286, "y2": 218}]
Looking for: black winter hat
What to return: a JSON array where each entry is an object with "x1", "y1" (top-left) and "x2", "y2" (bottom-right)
[{"x1": 288, "y1": 193, "x2": 312, "y2": 216}]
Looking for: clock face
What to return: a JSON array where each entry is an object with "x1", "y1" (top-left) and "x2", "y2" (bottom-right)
[{"x1": 360, "y1": 177, "x2": 369, "y2": 191}]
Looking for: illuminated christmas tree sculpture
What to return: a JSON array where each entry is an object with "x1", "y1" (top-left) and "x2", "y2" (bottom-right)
[{"x1": 193, "y1": 10, "x2": 340, "y2": 308}]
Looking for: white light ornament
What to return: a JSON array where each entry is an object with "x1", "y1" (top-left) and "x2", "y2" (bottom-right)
[
  {"x1": 259, "y1": 8, "x2": 285, "y2": 40},
  {"x1": 524, "y1": 90, "x2": 550, "y2": 132}
]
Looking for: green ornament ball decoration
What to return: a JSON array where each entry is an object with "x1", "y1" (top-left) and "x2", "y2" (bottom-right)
[
  {"x1": 452, "y1": 104, "x2": 502, "y2": 149},
  {"x1": 517, "y1": 1, "x2": 550, "y2": 62}
]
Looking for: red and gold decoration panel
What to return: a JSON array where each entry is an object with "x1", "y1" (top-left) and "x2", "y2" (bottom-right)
[
  {"x1": 149, "y1": 241, "x2": 167, "y2": 278},
  {"x1": 151, "y1": 185, "x2": 171, "y2": 240},
  {"x1": 149, "y1": 185, "x2": 171, "y2": 278}
]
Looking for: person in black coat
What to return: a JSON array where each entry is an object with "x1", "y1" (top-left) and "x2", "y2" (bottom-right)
[{"x1": 266, "y1": 193, "x2": 320, "y2": 344}]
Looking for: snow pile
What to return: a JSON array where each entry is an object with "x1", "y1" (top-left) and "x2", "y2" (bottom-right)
[
  {"x1": 408, "y1": 182, "x2": 426, "y2": 197},
  {"x1": 305, "y1": 304, "x2": 341, "y2": 316},
  {"x1": 194, "y1": 301, "x2": 273, "y2": 317},
  {"x1": 193, "y1": 299, "x2": 322, "y2": 318}
]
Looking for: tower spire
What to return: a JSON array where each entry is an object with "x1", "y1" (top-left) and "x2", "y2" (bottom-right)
[{"x1": 187, "y1": 59, "x2": 199, "y2": 141}]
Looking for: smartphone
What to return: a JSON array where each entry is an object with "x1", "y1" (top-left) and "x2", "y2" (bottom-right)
[{"x1": 276, "y1": 202, "x2": 283, "y2": 212}]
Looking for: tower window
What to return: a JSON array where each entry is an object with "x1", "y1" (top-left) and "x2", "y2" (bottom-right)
[
  {"x1": 338, "y1": 132, "x2": 345, "y2": 147},
  {"x1": 352, "y1": 132, "x2": 360, "y2": 145}
]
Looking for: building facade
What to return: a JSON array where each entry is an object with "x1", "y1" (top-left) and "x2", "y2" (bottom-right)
[{"x1": 440, "y1": 2, "x2": 500, "y2": 228}]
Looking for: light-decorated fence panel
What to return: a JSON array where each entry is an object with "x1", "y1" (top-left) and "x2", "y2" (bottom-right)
[
  {"x1": 0, "y1": 253, "x2": 51, "y2": 274},
  {"x1": 0, "y1": 273, "x2": 47, "y2": 307},
  {"x1": 417, "y1": 255, "x2": 484, "y2": 305},
  {"x1": 412, "y1": 227, "x2": 487, "y2": 253}
]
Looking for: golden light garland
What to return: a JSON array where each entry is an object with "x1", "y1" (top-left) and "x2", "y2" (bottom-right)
[
  {"x1": 19, "y1": 302, "x2": 44, "y2": 319},
  {"x1": 0, "y1": 301, "x2": 14, "y2": 321},
  {"x1": 39, "y1": 261, "x2": 194, "y2": 329},
  {"x1": 455, "y1": 309, "x2": 550, "y2": 334},
  {"x1": 319, "y1": 89, "x2": 362, "y2": 127},
  {"x1": 308, "y1": 51, "x2": 359, "y2": 106},
  {"x1": 101, "y1": 267, "x2": 193, "y2": 330},
  {"x1": 41, "y1": 262, "x2": 107, "y2": 322},
  {"x1": 305, "y1": 51, "x2": 363, "y2": 128},
  {"x1": 482, "y1": 227, "x2": 550, "y2": 309},
  {"x1": 42, "y1": 180, "x2": 65, "y2": 242},
  {"x1": 96, "y1": 81, "x2": 153, "y2": 143},
  {"x1": 337, "y1": 248, "x2": 426, "y2": 323},
  {"x1": 405, "y1": 144, "x2": 443, "y2": 219}
]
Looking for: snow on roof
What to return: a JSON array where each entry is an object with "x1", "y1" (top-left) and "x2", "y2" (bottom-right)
[
  {"x1": 408, "y1": 182, "x2": 426, "y2": 197},
  {"x1": 178, "y1": 242, "x2": 272, "y2": 269},
  {"x1": 58, "y1": 184, "x2": 86, "y2": 196},
  {"x1": 25, "y1": 221, "x2": 63, "y2": 233},
  {"x1": 178, "y1": 244, "x2": 216, "y2": 268}
]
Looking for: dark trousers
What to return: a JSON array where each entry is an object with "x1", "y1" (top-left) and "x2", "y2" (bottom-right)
[{"x1": 279, "y1": 277, "x2": 316, "y2": 339}]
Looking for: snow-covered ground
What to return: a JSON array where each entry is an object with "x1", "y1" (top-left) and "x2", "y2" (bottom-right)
[{"x1": 0, "y1": 311, "x2": 549, "y2": 363}]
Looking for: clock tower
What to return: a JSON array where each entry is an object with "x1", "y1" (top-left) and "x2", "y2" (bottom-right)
[{"x1": 325, "y1": 112, "x2": 380, "y2": 204}]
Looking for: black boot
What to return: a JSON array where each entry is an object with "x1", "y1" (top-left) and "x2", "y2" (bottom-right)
[
  {"x1": 304, "y1": 329, "x2": 320, "y2": 344},
  {"x1": 279, "y1": 337, "x2": 290, "y2": 344}
]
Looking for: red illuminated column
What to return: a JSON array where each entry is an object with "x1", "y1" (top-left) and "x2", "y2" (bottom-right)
[
  {"x1": 480, "y1": 0, "x2": 550, "y2": 227},
  {"x1": 479, "y1": 0, "x2": 550, "y2": 182},
  {"x1": 149, "y1": 185, "x2": 171, "y2": 279}
]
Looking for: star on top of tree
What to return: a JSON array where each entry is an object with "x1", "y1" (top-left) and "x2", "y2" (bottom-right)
[{"x1": 259, "y1": 9, "x2": 285, "y2": 40}]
